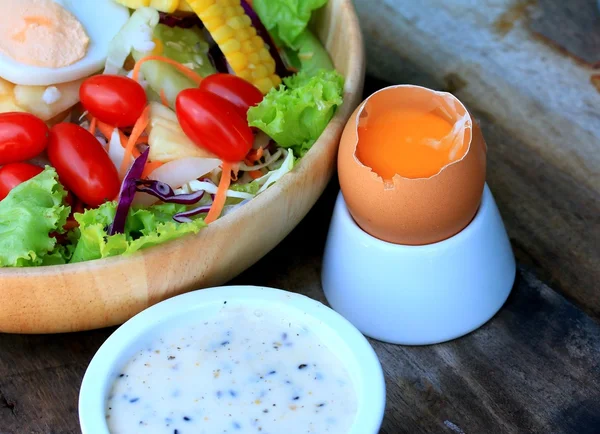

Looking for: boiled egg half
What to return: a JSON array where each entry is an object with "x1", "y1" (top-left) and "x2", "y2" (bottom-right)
[
  {"x1": 338, "y1": 85, "x2": 487, "y2": 245},
  {"x1": 0, "y1": 0, "x2": 129, "y2": 86}
]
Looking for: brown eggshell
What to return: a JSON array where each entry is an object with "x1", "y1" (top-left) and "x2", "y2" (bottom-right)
[{"x1": 338, "y1": 85, "x2": 487, "y2": 245}]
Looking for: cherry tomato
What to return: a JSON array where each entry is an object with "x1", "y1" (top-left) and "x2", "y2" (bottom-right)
[
  {"x1": 0, "y1": 163, "x2": 43, "y2": 200},
  {"x1": 48, "y1": 123, "x2": 120, "y2": 207},
  {"x1": 79, "y1": 75, "x2": 147, "y2": 127},
  {"x1": 199, "y1": 73, "x2": 263, "y2": 118},
  {"x1": 176, "y1": 89, "x2": 254, "y2": 162},
  {"x1": 0, "y1": 112, "x2": 49, "y2": 165}
]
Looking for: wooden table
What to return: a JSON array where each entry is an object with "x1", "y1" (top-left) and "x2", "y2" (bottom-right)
[{"x1": 2, "y1": 1, "x2": 600, "y2": 432}]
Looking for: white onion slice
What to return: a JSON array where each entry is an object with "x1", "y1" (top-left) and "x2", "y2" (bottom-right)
[
  {"x1": 132, "y1": 157, "x2": 222, "y2": 207},
  {"x1": 108, "y1": 128, "x2": 128, "y2": 180}
]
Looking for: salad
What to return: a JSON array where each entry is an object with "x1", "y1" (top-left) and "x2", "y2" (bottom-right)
[{"x1": 0, "y1": 0, "x2": 344, "y2": 267}]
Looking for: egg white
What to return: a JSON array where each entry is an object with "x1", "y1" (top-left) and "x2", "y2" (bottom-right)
[{"x1": 0, "y1": 0, "x2": 130, "y2": 86}]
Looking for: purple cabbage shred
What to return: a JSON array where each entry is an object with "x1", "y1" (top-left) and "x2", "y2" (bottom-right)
[{"x1": 108, "y1": 147, "x2": 150, "y2": 235}]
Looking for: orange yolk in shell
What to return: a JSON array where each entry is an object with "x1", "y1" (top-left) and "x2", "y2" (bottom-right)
[{"x1": 356, "y1": 107, "x2": 468, "y2": 179}]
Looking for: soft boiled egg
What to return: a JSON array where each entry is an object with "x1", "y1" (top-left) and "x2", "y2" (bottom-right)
[
  {"x1": 338, "y1": 85, "x2": 487, "y2": 246},
  {"x1": 0, "y1": 0, "x2": 129, "y2": 86}
]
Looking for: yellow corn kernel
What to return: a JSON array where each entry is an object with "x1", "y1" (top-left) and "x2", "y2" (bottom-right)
[
  {"x1": 211, "y1": 25, "x2": 234, "y2": 44},
  {"x1": 240, "y1": 40, "x2": 255, "y2": 54},
  {"x1": 237, "y1": 70, "x2": 252, "y2": 81},
  {"x1": 185, "y1": 0, "x2": 215, "y2": 10},
  {"x1": 185, "y1": 0, "x2": 281, "y2": 93},
  {"x1": 248, "y1": 52, "x2": 260, "y2": 66},
  {"x1": 177, "y1": 1, "x2": 194, "y2": 12},
  {"x1": 202, "y1": 17, "x2": 225, "y2": 30},
  {"x1": 227, "y1": 16, "x2": 245, "y2": 30},
  {"x1": 203, "y1": 4, "x2": 224, "y2": 18},
  {"x1": 220, "y1": 39, "x2": 241, "y2": 55},
  {"x1": 113, "y1": 0, "x2": 151, "y2": 8},
  {"x1": 251, "y1": 65, "x2": 268, "y2": 80},
  {"x1": 257, "y1": 48, "x2": 272, "y2": 62},
  {"x1": 254, "y1": 77, "x2": 277, "y2": 94},
  {"x1": 233, "y1": 28, "x2": 250, "y2": 43},
  {"x1": 150, "y1": 0, "x2": 180, "y2": 12},
  {"x1": 228, "y1": 52, "x2": 248, "y2": 70}
]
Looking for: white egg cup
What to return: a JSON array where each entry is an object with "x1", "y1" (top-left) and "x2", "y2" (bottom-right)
[{"x1": 321, "y1": 184, "x2": 516, "y2": 345}]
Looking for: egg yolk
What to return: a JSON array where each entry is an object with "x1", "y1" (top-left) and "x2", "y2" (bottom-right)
[
  {"x1": 356, "y1": 107, "x2": 468, "y2": 179},
  {"x1": 0, "y1": 0, "x2": 89, "y2": 68}
]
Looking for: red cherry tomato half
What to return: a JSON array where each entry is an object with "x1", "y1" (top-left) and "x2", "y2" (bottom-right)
[
  {"x1": 0, "y1": 112, "x2": 49, "y2": 165},
  {"x1": 48, "y1": 123, "x2": 120, "y2": 207},
  {"x1": 199, "y1": 73, "x2": 263, "y2": 118},
  {"x1": 80, "y1": 75, "x2": 147, "y2": 127},
  {"x1": 0, "y1": 163, "x2": 43, "y2": 200},
  {"x1": 176, "y1": 88, "x2": 254, "y2": 162}
]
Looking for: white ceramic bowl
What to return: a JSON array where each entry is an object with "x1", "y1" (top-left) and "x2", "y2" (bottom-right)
[
  {"x1": 79, "y1": 285, "x2": 385, "y2": 434},
  {"x1": 322, "y1": 184, "x2": 516, "y2": 345}
]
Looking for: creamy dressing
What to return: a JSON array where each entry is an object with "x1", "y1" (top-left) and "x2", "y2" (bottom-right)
[{"x1": 105, "y1": 304, "x2": 358, "y2": 434}]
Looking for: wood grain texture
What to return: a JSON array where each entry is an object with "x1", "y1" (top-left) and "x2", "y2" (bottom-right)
[
  {"x1": 0, "y1": 175, "x2": 599, "y2": 433},
  {"x1": 354, "y1": 0, "x2": 600, "y2": 318},
  {"x1": 529, "y1": 0, "x2": 600, "y2": 65},
  {"x1": 0, "y1": 0, "x2": 366, "y2": 334}
]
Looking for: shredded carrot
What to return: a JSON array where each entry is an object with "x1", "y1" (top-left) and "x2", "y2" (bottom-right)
[
  {"x1": 160, "y1": 89, "x2": 169, "y2": 106},
  {"x1": 120, "y1": 105, "x2": 151, "y2": 177},
  {"x1": 141, "y1": 160, "x2": 163, "y2": 178},
  {"x1": 132, "y1": 55, "x2": 203, "y2": 85},
  {"x1": 249, "y1": 170, "x2": 263, "y2": 179},
  {"x1": 88, "y1": 117, "x2": 97, "y2": 135},
  {"x1": 133, "y1": 148, "x2": 141, "y2": 158},
  {"x1": 205, "y1": 161, "x2": 233, "y2": 224},
  {"x1": 244, "y1": 147, "x2": 264, "y2": 165},
  {"x1": 95, "y1": 120, "x2": 128, "y2": 149}
]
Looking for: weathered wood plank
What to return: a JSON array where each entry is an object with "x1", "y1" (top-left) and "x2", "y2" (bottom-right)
[
  {"x1": 354, "y1": 0, "x2": 600, "y2": 318},
  {"x1": 529, "y1": 0, "x2": 600, "y2": 65}
]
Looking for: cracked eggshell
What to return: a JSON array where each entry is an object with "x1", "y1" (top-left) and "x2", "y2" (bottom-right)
[{"x1": 337, "y1": 85, "x2": 487, "y2": 246}]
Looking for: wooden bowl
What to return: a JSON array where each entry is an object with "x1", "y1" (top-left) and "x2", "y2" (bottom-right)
[{"x1": 0, "y1": 0, "x2": 366, "y2": 334}]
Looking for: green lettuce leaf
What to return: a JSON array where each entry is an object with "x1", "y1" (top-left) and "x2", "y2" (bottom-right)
[
  {"x1": 0, "y1": 167, "x2": 70, "y2": 267},
  {"x1": 253, "y1": 0, "x2": 333, "y2": 74},
  {"x1": 69, "y1": 202, "x2": 206, "y2": 263},
  {"x1": 247, "y1": 69, "x2": 344, "y2": 157},
  {"x1": 253, "y1": 0, "x2": 327, "y2": 49}
]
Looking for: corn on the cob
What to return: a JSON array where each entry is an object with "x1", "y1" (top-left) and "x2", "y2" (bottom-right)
[
  {"x1": 147, "y1": 102, "x2": 217, "y2": 162},
  {"x1": 184, "y1": 0, "x2": 280, "y2": 94},
  {"x1": 114, "y1": 0, "x2": 194, "y2": 13}
]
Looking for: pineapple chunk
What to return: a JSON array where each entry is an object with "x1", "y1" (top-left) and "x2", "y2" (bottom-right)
[
  {"x1": 0, "y1": 77, "x2": 15, "y2": 97},
  {"x1": 0, "y1": 78, "x2": 25, "y2": 113},
  {"x1": 147, "y1": 102, "x2": 216, "y2": 162},
  {"x1": 13, "y1": 78, "x2": 85, "y2": 121}
]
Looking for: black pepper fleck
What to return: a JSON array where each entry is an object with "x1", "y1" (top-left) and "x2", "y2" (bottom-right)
[
  {"x1": 298, "y1": 364, "x2": 307, "y2": 370},
  {"x1": 168, "y1": 356, "x2": 176, "y2": 360},
  {"x1": 183, "y1": 416, "x2": 191, "y2": 422}
]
